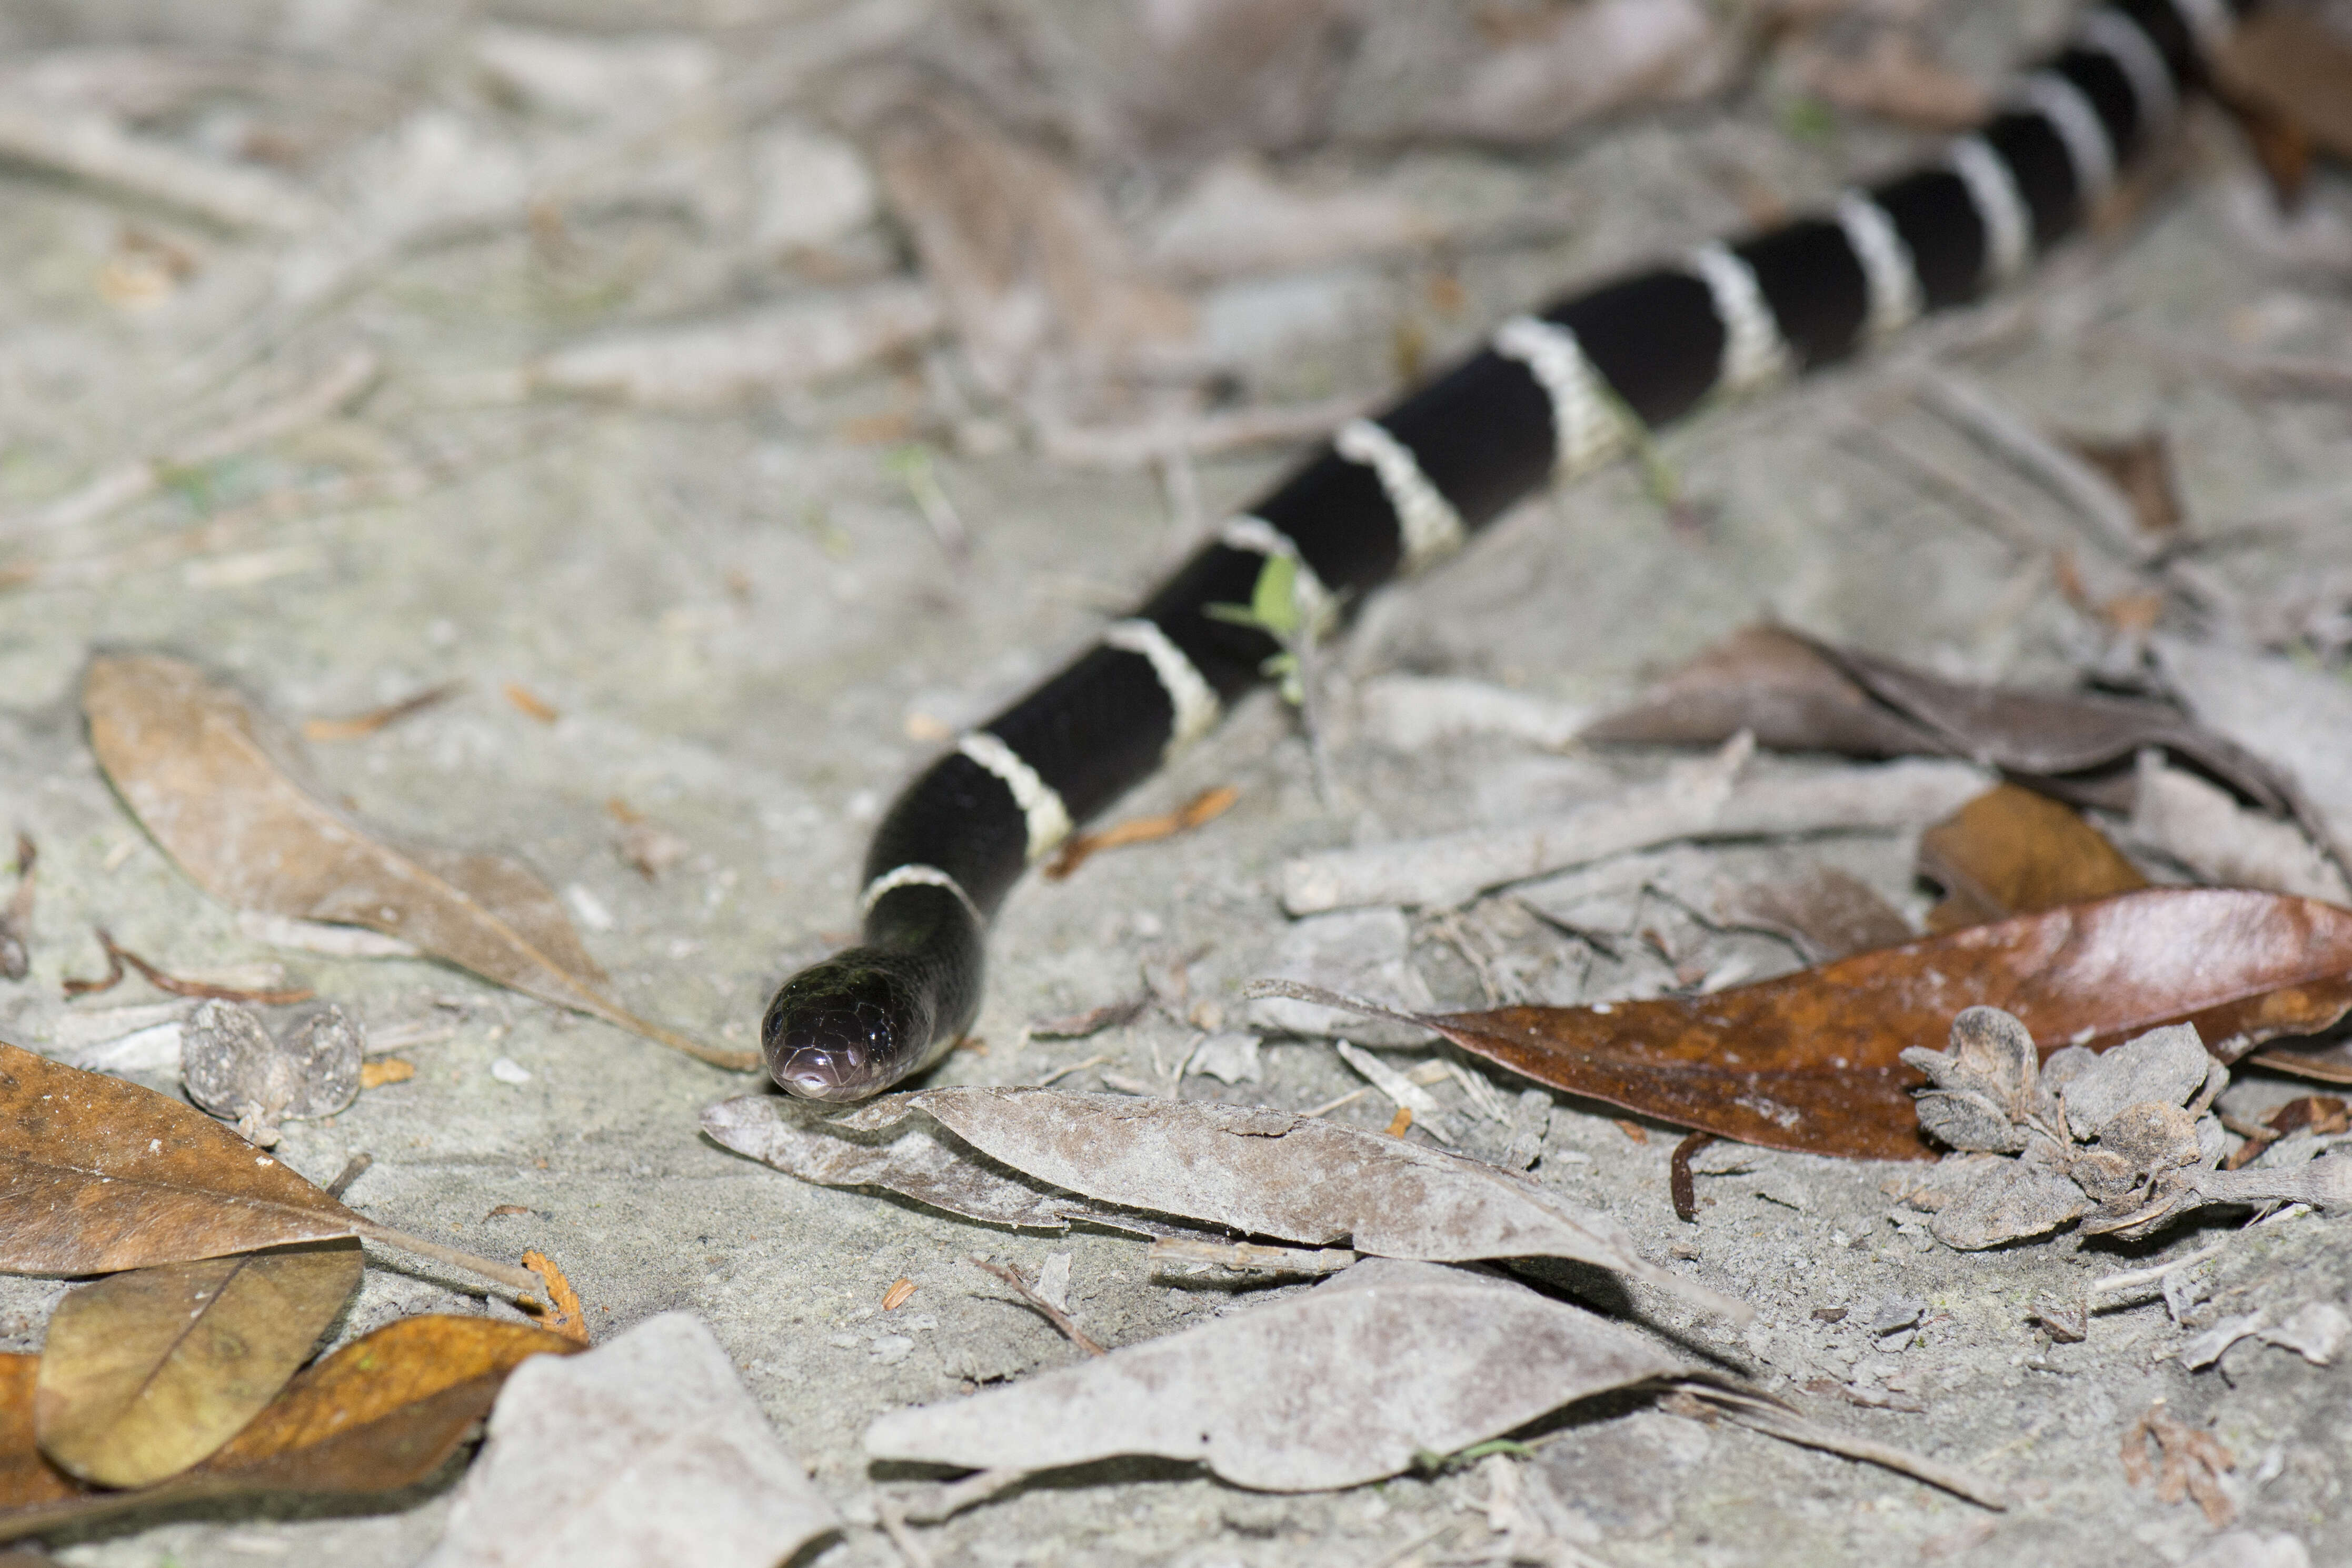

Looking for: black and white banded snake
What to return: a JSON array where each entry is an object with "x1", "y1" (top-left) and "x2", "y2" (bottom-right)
[{"x1": 763, "y1": 0, "x2": 2252, "y2": 1102}]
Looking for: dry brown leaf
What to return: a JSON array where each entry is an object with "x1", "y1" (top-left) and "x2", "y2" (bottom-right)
[
  {"x1": 35, "y1": 1240, "x2": 362, "y2": 1487},
  {"x1": 0, "y1": 1316, "x2": 580, "y2": 1541},
  {"x1": 1713, "y1": 866, "x2": 1913, "y2": 961},
  {"x1": 0, "y1": 1041, "x2": 541, "y2": 1294},
  {"x1": 2061, "y1": 432, "x2": 2182, "y2": 537},
  {"x1": 522, "y1": 1250, "x2": 591, "y2": 1345},
  {"x1": 82, "y1": 655, "x2": 749, "y2": 1069},
  {"x1": 0, "y1": 1357, "x2": 77, "y2": 1512},
  {"x1": 1252, "y1": 888, "x2": 2352, "y2": 1162},
  {"x1": 2215, "y1": 8, "x2": 2352, "y2": 167},
  {"x1": 0, "y1": 1038, "x2": 363, "y2": 1271},
  {"x1": 1918, "y1": 785, "x2": 2148, "y2": 934},
  {"x1": 868, "y1": 93, "x2": 1193, "y2": 401}
]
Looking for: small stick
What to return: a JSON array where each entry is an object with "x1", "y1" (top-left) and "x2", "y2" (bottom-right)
[
  {"x1": 899, "y1": 1467, "x2": 1032, "y2": 1525},
  {"x1": 64, "y1": 926, "x2": 314, "y2": 1005},
  {"x1": 348, "y1": 1217, "x2": 544, "y2": 1300},
  {"x1": 969, "y1": 1256, "x2": 1104, "y2": 1356},
  {"x1": 323, "y1": 1152, "x2": 374, "y2": 1199},
  {"x1": 1045, "y1": 786, "x2": 1238, "y2": 880},
  {"x1": 2089, "y1": 1243, "x2": 2227, "y2": 1297},
  {"x1": 1665, "y1": 1382, "x2": 2007, "y2": 1510},
  {"x1": 302, "y1": 681, "x2": 464, "y2": 742},
  {"x1": 1031, "y1": 1052, "x2": 1111, "y2": 1087}
]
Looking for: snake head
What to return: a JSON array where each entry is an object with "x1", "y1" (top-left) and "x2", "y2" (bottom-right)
[{"x1": 761, "y1": 952, "x2": 933, "y2": 1102}]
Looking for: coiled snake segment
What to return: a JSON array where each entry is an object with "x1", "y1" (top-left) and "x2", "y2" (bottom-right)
[{"x1": 763, "y1": 0, "x2": 2246, "y2": 1102}]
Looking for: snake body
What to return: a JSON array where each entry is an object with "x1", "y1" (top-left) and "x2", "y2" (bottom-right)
[{"x1": 765, "y1": 0, "x2": 2246, "y2": 1102}]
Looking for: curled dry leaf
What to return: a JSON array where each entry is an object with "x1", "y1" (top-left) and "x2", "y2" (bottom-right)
[
  {"x1": 866, "y1": 1258, "x2": 1689, "y2": 1493},
  {"x1": 35, "y1": 1240, "x2": 363, "y2": 1488},
  {"x1": 417, "y1": 1313, "x2": 834, "y2": 1568},
  {"x1": 1250, "y1": 889, "x2": 2352, "y2": 1162},
  {"x1": 0, "y1": 1316, "x2": 581, "y2": 1541},
  {"x1": 181, "y1": 1000, "x2": 361, "y2": 1146},
  {"x1": 703, "y1": 1087, "x2": 1742, "y2": 1317},
  {"x1": 1586, "y1": 626, "x2": 2288, "y2": 815},
  {"x1": 1917, "y1": 784, "x2": 2147, "y2": 933},
  {"x1": 82, "y1": 655, "x2": 748, "y2": 1069}
]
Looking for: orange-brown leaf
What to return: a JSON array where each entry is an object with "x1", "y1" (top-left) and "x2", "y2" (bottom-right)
[
  {"x1": 1356, "y1": 889, "x2": 2352, "y2": 1162},
  {"x1": 521, "y1": 1250, "x2": 591, "y2": 1345},
  {"x1": 0, "y1": 1357, "x2": 79, "y2": 1512},
  {"x1": 0, "y1": 1040, "x2": 361, "y2": 1273},
  {"x1": 1919, "y1": 784, "x2": 2147, "y2": 933}
]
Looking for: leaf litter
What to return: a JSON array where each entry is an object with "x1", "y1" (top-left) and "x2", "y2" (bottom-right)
[
  {"x1": 33, "y1": 1239, "x2": 363, "y2": 1487},
  {"x1": 0, "y1": 1315, "x2": 582, "y2": 1541},
  {"x1": 702, "y1": 1086, "x2": 1747, "y2": 1317},
  {"x1": 0, "y1": 1040, "x2": 539, "y2": 1295},
  {"x1": 82, "y1": 654, "x2": 750, "y2": 1069},
  {"x1": 1916, "y1": 783, "x2": 2148, "y2": 933},
  {"x1": 1248, "y1": 888, "x2": 2352, "y2": 1162}
]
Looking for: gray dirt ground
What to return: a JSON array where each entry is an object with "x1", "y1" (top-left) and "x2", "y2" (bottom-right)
[{"x1": 2, "y1": 2, "x2": 2350, "y2": 1565}]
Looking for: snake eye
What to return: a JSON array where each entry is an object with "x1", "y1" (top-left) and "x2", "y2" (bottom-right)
[{"x1": 762, "y1": 954, "x2": 930, "y2": 1101}]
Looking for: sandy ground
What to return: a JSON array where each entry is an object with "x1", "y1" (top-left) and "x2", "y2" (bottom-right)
[{"x1": 2, "y1": 2, "x2": 2350, "y2": 1564}]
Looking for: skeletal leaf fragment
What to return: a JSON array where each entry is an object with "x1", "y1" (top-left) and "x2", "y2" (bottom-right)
[
  {"x1": 81, "y1": 655, "x2": 746, "y2": 1068},
  {"x1": 704, "y1": 1088, "x2": 1739, "y2": 1315},
  {"x1": 866, "y1": 1260, "x2": 1690, "y2": 1492},
  {"x1": 34, "y1": 1241, "x2": 362, "y2": 1487},
  {"x1": 181, "y1": 1001, "x2": 361, "y2": 1146},
  {"x1": 417, "y1": 1313, "x2": 835, "y2": 1568}
]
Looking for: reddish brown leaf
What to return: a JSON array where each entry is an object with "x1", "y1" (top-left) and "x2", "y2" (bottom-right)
[
  {"x1": 1263, "y1": 889, "x2": 2352, "y2": 1162},
  {"x1": 1581, "y1": 626, "x2": 1938, "y2": 758},
  {"x1": 1918, "y1": 785, "x2": 2148, "y2": 933},
  {"x1": 0, "y1": 1316, "x2": 579, "y2": 1541}
]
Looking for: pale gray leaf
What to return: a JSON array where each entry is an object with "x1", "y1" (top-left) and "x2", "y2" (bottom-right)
[
  {"x1": 419, "y1": 1313, "x2": 835, "y2": 1568},
  {"x1": 864, "y1": 1259, "x2": 1689, "y2": 1492},
  {"x1": 2061, "y1": 1024, "x2": 2210, "y2": 1141}
]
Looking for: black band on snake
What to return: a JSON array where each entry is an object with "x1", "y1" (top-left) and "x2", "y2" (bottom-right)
[{"x1": 764, "y1": 0, "x2": 2246, "y2": 1102}]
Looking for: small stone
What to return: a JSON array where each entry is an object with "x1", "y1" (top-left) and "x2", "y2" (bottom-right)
[
  {"x1": 1188, "y1": 1032, "x2": 1262, "y2": 1085},
  {"x1": 1868, "y1": 1297, "x2": 1925, "y2": 1337},
  {"x1": 182, "y1": 1000, "x2": 362, "y2": 1147},
  {"x1": 491, "y1": 1056, "x2": 534, "y2": 1085}
]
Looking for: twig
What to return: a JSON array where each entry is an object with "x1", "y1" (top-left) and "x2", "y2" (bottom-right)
[
  {"x1": 969, "y1": 1256, "x2": 1104, "y2": 1356},
  {"x1": 302, "y1": 682, "x2": 464, "y2": 742},
  {"x1": 347, "y1": 1216, "x2": 545, "y2": 1300},
  {"x1": 323, "y1": 1152, "x2": 374, "y2": 1199},
  {"x1": 2090, "y1": 1242, "x2": 2226, "y2": 1297},
  {"x1": 1, "y1": 345, "x2": 379, "y2": 539},
  {"x1": 1045, "y1": 786, "x2": 1238, "y2": 880},
  {"x1": 62, "y1": 926, "x2": 313, "y2": 1005},
  {"x1": 1033, "y1": 394, "x2": 1376, "y2": 470},
  {"x1": 1665, "y1": 1382, "x2": 2007, "y2": 1510},
  {"x1": 897, "y1": 1467, "x2": 1032, "y2": 1525},
  {"x1": 0, "y1": 101, "x2": 326, "y2": 234},
  {"x1": 1031, "y1": 1052, "x2": 1111, "y2": 1087},
  {"x1": 1147, "y1": 1236, "x2": 1358, "y2": 1277},
  {"x1": 1909, "y1": 369, "x2": 2155, "y2": 563}
]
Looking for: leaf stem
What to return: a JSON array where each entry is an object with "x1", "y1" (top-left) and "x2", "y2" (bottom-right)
[{"x1": 347, "y1": 1217, "x2": 543, "y2": 1299}]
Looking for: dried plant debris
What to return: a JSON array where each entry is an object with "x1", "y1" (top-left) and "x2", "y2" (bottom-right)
[
  {"x1": 1586, "y1": 626, "x2": 2289, "y2": 815},
  {"x1": 34, "y1": 1241, "x2": 362, "y2": 1487},
  {"x1": 528, "y1": 285, "x2": 942, "y2": 408},
  {"x1": 0, "y1": 1041, "x2": 539, "y2": 1295},
  {"x1": 2121, "y1": 1400, "x2": 2236, "y2": 1526},
  {"x1": 2179, "y1": 1302, "x2": 2352, "y2": 1371},
  {"x1": 1916, "y1": 784, "x2": 2147, "y2": 933},
  {"x1": 1252, "y1": 888, "x2": 2352, "y2": 1162},
  {"x1": 867, "y1": 1259, "x2": 1691, "y2": 1493},
  {"x1": 1902, "y1": 1007, "x2": 2352, "y2": 1250},
  {"x1": 417, "y1": 1313, "x2": 834, "y2": 1568},
  {"x1": 2223, "y1": 1095, "x2": 2349, "y2": 1170},
  {"x1": 2213, "y1": 6, "x2": 2352, "y2": 167},
  {"x1": 1711, "y1": 866, "x2": 1912, "y2": 962},
  {"x1": 0, "y1": 1316, "x2": 582, "y2": 1541},
  {"x1": 181, "y1": 1001, "x2": 361, "y2": 1146},
  {"x1": 2154, "y1": 637, "x2": 2352, "y2": 877},
  {"x1": 83, "y1": 654, "x2": 747, "y2": 1068},
  {"x1": 703, "y1": 1087, "x2": 1744, "y2": 1316},
  {"x1": 0, "y1": 1356, "x2": 77, "y2": 1514}
]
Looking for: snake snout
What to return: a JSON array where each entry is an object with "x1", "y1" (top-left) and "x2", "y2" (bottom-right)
[{"x1": 762, "y1": 954, "x2": 929, "y2": 1101}]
